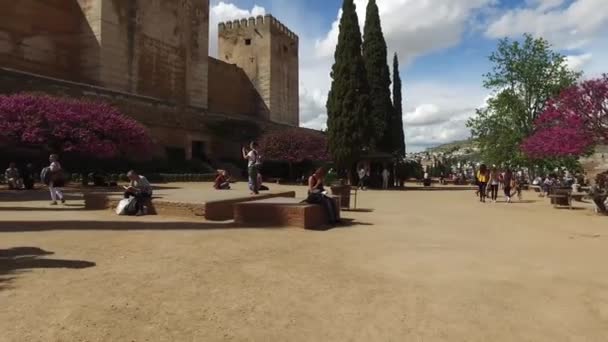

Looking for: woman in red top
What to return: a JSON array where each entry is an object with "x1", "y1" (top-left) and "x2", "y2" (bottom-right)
[{"x1": 214, "y1": 170, "x2": 230, "y2": 190}]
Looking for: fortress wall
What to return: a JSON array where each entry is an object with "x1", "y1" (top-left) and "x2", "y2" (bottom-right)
[{"x1": 0, "y1": 1, "x2": 89, "y2": 82}]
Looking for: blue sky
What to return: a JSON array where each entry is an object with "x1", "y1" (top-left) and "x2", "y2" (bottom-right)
[{"x1": 209, "y1": 0, "x2": 608, "y2": 151}]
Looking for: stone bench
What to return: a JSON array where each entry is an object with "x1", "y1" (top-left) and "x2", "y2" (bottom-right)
[
  {"x1": 84, "y1": 193, "x2": 203, "y2": 217},
  {"x1": 233, "y1": 196, "x2": 340, "y2": 230},
  {"x1": 84, "y1": 191, "x2": 297, "y2": 220},
  {"x1": 548, "y1": 194, "x2": 572, "y2": 209},
  {"x1": 204, "y1": 191, "x2": 296, "y2": 221}
]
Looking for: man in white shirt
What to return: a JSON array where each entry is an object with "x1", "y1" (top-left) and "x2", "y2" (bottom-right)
[
  {"x1": 382, "y1": 168, "x2": 390, "y2": 190},
  {"x1": 242, "y1": 142, "x2": 261, "y2": 195},
  {"x1": 358, "y1": 167, "x2": 367, "y2": 190}
]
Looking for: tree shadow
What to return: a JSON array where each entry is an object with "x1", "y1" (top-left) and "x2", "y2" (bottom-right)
[{"x1": 0, "y1": 247, "x2": 95, "y2": 291}]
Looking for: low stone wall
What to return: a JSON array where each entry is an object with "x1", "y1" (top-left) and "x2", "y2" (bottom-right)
[
  {"x1": 83, "y1": 190, "x2": 296, "y2": 220},
  {"x1": 204, "y1": 191, "x2": 296, "y2": 221}
]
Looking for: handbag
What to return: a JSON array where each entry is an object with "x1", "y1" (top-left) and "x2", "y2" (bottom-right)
[{"x1": 116, "y1": 198, "x2": 134, "y2": 215}]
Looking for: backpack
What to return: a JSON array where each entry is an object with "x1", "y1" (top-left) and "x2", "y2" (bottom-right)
[
  {"x1": 124, "y1": 197, "x2": 139, "y2": 216},
  {"x1": 40, "y1": 167, "x2": 51, "y2": 185}
]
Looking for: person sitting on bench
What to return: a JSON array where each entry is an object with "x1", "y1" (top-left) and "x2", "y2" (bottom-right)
[
  {"x1": 5, "y1": 162, "x2": 23, "y2": 190},
  {"x1": 214, "y1": 170, "x2": 231, "y2": 190},
  {"x1": 590, "y1": 172, "x2": 608, "y2": 215},
  {"x1": 305, "y1": 167, "x2": 340, "y2": 225},
  {"x1": 124, "y1": 170, "x2": 152, "y2": 216}
]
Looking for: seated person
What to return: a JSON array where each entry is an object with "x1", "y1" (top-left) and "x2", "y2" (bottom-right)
[
  {"x1": 214, "y1": 170, "x2": 231, "y2": 190},
  {"x1": 124, "y1": 170, "x2": 153, "y2": 216},
  {"x1": 590, "y1": 172, "x2": 608, "y2": 214},
  {"x1": 305, "y1": 168, "x2": 340, "y2": 225},
  {"x1": 257, "y1": 173, "x2": 269, "y2": 191},
  {"x1": 5, "y1": 162, "x2": 23, "y2": 190},
  {"x1": 21, "y1": 163, "x2": 35, "y2": 190}
]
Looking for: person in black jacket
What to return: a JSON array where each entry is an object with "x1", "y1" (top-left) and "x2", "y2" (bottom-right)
[{"x1": 21, "y1": 163, "x2": 35, "y2": 190}]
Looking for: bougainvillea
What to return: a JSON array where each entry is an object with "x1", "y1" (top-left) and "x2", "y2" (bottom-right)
[
  {"x1": 0, "y1": 93, "x2": 152, "y2": 159},
  {"x1": 522, "y1": 75, "x2": 608, "y2": 159},
  {"x1": 521, "y1": 107, "x2": 593, "y2": 158},
  {"x1": 258, "y1": 128, "x2": 330, "y2": 163}
]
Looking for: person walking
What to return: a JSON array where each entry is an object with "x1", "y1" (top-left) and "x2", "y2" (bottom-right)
[
  {"x1": 488, "y1": 166, "x2": 500, "y2": 203},
  {"x1": 242, "y1": 142, "x2": 261, "y2": 195},
  {"x1": 358, "y1": 167, "x2": 366, "y2": 190},
  {"x1": 503, "y1": 168, "x2": 514, "y2": 203},
  {"x1": 381, "y1": 167, "x2": 390, "y2": 190},
  {"x1": 476, "y1": 164, "x2": 489, "y2": 203},
  {"x1": 48, "y1": 154, "x2": 65, "y2": 205}
]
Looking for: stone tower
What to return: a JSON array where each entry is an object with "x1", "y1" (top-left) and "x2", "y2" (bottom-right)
[{"x1": 218, "y1": 14, "x2": 299, "y2": 126}]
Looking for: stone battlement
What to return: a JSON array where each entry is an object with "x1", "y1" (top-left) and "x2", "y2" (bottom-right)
[{"x1": 218, "y1": 14, "x2": 298, "y2": 42}]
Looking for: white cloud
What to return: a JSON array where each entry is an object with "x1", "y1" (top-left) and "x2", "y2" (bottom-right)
[
  {"x1": 485, "y1": 0, "x2": 608, "y2": 50},
  {"x1": 315, "y1": 0, "x2": 493, "y2": 64},
  {"x1": 566, "y1": 53, "x2": 593, "y2": 71},
  {"x1": 403, "y1": 82, "x2": 487, "y2": 151},
  {"x1": 209, "y1": 2, "x2": 266, "y2": 57}
]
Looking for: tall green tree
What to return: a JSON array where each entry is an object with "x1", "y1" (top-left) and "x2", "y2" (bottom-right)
[
  {"x1": 392, "y1": 53, "x2": 406, "y2": 156},
  {"x1": 467, "y1": 34, "x2": 580, "y2": 166},
  {"x1": 326, "y1": 0, "x2": 371, "y2": 170},
  {"x1": 362, "y1": 0, "x2": 392, "y2": 152}
]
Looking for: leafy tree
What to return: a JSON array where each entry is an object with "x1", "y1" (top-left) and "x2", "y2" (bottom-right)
[
  {"x1": 0, "y1": 93, "x2": 152, "y2": 159},
  {"x1": 326, "y1": 0, "x2": 371, "y2": 172},
  {"x1": 467, "y1": 34, "x2": 580, "y2": 166},
  {"x1": 258, "y1": 128, "x2": 330, "y2": 179},
  {"x1": 522, "y1": 75, "x2": 608, "y2": 158},
  {"x1": 362, "y1": 0, "x2": 391, "y2": 151},
  {"x1": 392, "y1": 53, "x2": 406, "y2": 156}
]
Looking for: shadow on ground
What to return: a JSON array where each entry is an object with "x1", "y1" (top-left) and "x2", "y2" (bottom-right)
[
  {"x1": 0, "y1": 205, "x2": 86, "y2": 212},
  {"x1": 0, "y1": 190, "x2": 82, "y2": 202},
  {"x1": 402, "y1": 186, "x2": 477, "y2": 191},
  {"x1": 343, "y1": 208, "x2": 374, "y2": 213},
  {"x1": 0, "y1": 247, "x2": 95, "y2": 290},
  {"x1": 0, "y1": 218, "x2": 372, "y2": 232}
]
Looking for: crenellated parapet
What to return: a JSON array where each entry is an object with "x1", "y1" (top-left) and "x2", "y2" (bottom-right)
[{"x1": 218, "y1": 14, "x2": 299, "y2": 42}]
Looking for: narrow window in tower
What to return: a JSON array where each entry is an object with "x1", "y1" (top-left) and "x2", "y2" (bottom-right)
[
  {"x1": 283, "y1": 45, "x2": 288, "y2": 53},
  {"x1": 245, "y1": 38, "x2": 252, "y2": 45}
]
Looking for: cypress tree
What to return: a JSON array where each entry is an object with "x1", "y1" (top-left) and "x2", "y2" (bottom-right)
[
  {"x1": 392, "y1": 53, "x2": 406, "y2": 156},
  {"x1": 326, "y1": 0, "x2": 371, "y2": 170},
  {"x1": 362, "y1": 0, "x2": 392, "y2": 152}
]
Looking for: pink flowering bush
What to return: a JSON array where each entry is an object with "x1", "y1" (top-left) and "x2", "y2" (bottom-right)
[
  {"x1": 0, "y1": 93, "x2": 152, "y2": 159},
  {"x1": 258, "y1": 128, "x2": 330, "y2": 163},
  {"x1": 522, "y1": 75, "x2": 608, "y2": 159}
]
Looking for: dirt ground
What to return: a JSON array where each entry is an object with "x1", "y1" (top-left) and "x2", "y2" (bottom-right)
[{"x1": 1, "y1": 184, "x2": 608, "y2": 342}]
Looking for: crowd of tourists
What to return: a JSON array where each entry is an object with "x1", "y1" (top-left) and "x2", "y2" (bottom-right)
[{"x1": 475, "y1": 164, "x2": 524, "y2": 203}]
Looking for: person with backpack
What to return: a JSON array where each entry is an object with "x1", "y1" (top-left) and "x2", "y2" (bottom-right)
[
  {"x1": 242, "y1": 142, "x2": 261, "y2": 195},
  {"x1": 47, "y1": 154, "x2": 65, "y2": 205}
]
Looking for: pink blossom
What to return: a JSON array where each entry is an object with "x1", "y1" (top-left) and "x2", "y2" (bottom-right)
[
  {"x1": 522, "y1": 75, "x2": 608, "y2": 159},
  {"x1": 258, "y1": 128, "x2": 330, "y2": 163},
  {"x1": 0, "y1": 93, "x2": 152, "y2": 159}
]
